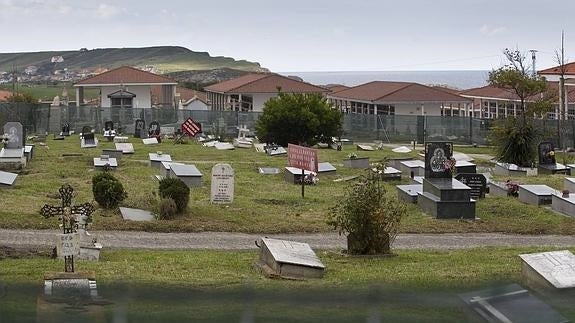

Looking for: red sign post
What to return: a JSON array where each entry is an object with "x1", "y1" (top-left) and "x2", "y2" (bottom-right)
[{"x1": 288, "y1": 144, "x2": 318, "y2": 198}]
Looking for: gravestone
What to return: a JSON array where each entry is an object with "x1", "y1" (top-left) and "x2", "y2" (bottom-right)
[
  {"x1": 552, "y1": 193, "x2": 575, "y2": 217},
  {"x1": 81, "y1": 133, "x2": 98, "y2": 148},
  {"x1": 119, "y1": 207, "x2": 155, "y2": 222},
  {"x1": 134, "y1": 119, "x2": 145, "y2": 138},
  {"x1": 170, "y1": 163, "x2": 203, "y2": 188},
  {"x1": 317, "y1": 162, "x2": 336, "y2": 175},
  {"x1": 356, "y1": 144, "x2": 375, "y2": 151},
  {"x1": 103, "y1": 121, "x2": 116, "y2": 141},
  {"x1": 258, "y1": 167, "x2": 281, "y2": 175},
  {"x1": 102, "y1": 149, "x2": 123, "y2": 160},
  {"x1": 3, "y1": 122, "x2": 23, "y2": 149},
  {"x1": 113, "y1": 136, "x2": 129, "y2": 143},
  {"x1": 142, "y1": 137, "x2": 159, "y2": 145},
  {"x1": 93, "y1": 155, "x2": 117, "y2": 170},
  {"x1": 24, "y1": 145, "x2": 33, "y2": 161},
  {"x1": 565, "y1": 177, "x2": 575, "y2": 193},
  {"x1": 104, "y1": 121, "x2": 114, "y2": 131},
  {"x1": 418, "y1": 141, "x2": 475, "y2": 219},
  {"x1": 115, "y1": 143, "x2": 134, "y2": 154},
  {"x1": 285, "y1": 166, "x2": 313, "y2": 184},
  {"x1": 61, "y1": 123, "x2": 70, "y2": 136},
  {"x1": 381, "y1": 166, "x2": 402, "y2": 181},
  {"x1": 234, "y1": 125, "x2": 252, "y2": 148},
  {"x1": 520, "y1": 250, "x2": 575, "y2": 291},
  {"x1": 211, "y1": 163, "x2": 234, "y2": 203},
  {"x1": 455, "y1": 173, "x2": 486, "y2": 199},
  {"x1": 149, "y1": 152, "x2": 172, "y2": 169},
  {"x1": 459, "y1": 284, "x2": 569, "y2": 323},
  {"x1": 148, "y1": 121, "x2": 160, "y2": 138},
  {"x1": 215, "y1": 142, "x2": 235, "y2": 150},
  {"x1": 396, "y1": 184, "x2": 423, "y2": 204},
  {"x1": 257, "y1": 237, "x2": 325, "y2": 279},
  {"x1": 538, "y1": 141, "x2": 569, "y2": 175},
  {"x1": 266, "y1": 145, "x2": 287, "y2": 156},
  {"x1": 400, "y1": 160, "x2": 425, "y2": 177},
  {"x1": 518, "y1": 185, "x2": 555, "y2": 206},
  {"x1": 0, "y1": 170, "x2": 18, "y2": 187},
  {"x1": 81, "y1": 126, "x2": 92, "y2": 136},
  {"x1": 343, "y1": 157, "x2": 370, "y2": 168}
]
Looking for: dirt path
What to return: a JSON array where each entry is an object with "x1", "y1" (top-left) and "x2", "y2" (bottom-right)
[{"x1": 1, "y1": 229, "x2": 574, "y2": 251}]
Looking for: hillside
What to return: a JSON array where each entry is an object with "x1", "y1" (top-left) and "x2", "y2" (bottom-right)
[{"x1": 0, "y1": 46, "x2": 267, "y2": 74}]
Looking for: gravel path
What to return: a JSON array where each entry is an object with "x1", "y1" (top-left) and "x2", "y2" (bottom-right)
[{"x1": 2, "y1": 229, "x2": 575, "y2": 251}]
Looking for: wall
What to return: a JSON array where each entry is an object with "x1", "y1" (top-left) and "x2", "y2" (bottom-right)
[
  {"x1": 100, "y1": 85, "x2": 152, "y2": 108},
  {"x1": 251, "y1": 93, "x2": 278, "y2": 112},
  {"x1": 182, "y1": 99, "x2": 208, "y2": 111}
]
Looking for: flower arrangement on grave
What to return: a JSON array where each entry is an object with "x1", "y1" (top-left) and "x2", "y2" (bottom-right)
[
  {"x1": 562, "y1": 189, "x2": 570, "y2": 198},
  {"x1": 443, "y1": 157, "x2": 456, "y2": 174},
  {"x1": 505, "y1": 180, "x2": 520, "y2": 197},
  {"x1": 302, "y1": 172, "x2": 319, "y2": 185},
  {"x1": 347, "y1": 152, "x2": 358, "y2": 159},
  {"x1": 0, "y1": 133, "x2": 9, "y2": 147}
]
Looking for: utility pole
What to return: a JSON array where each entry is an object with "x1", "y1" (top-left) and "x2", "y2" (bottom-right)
[{"x1": 529, "y1": 50, "x2": 538, "y2": 77}]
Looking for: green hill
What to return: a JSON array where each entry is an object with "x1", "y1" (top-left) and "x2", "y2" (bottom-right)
[{"x1": 0, "y1": 46, "x2": 267, "y2": 74}]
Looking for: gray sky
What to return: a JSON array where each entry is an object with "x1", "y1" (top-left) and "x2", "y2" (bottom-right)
[{"x1": 1, "y1": 0, "x2": 573, "y2": 72}]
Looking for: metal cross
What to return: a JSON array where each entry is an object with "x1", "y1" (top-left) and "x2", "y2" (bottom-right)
[{"x1": 40, "y1": 184, "x2": 95, "y2": 273}]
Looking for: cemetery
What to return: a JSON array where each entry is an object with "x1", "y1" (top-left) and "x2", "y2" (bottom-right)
[{"x1": 3, "y1": 118, "x2": 575, "y2": 321}]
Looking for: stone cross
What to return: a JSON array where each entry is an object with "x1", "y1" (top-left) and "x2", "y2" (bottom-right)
[{"x1": 40, "y1": 184, "x2": 95, "y2": 273}]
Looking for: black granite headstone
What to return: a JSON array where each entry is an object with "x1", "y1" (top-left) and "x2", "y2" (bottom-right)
[
  {"x1": 61, "y1": 123, "x2": 70, "y2": 136},
  {"x1": 455, "y1": 173, "x2": 486, "y2": 199},
  {"x1": 3, "y1": 122, "x2": 23, "y2": 149},
  {"x1": 104, "y1": 121, "x2": 114, "y2": 131},
  {"x1": 83, "y1": 133, "x2": 95, "y2": 146},
  {"x1": 134, "y1": 119, "x2": 145, "y2": 138},
  {"x1": 424, "y1": 141, "x2": 453, "y2": 179},
  {"x1": 538, "y1": 142, "x2": 556, "y2": 165},
  {"x1": 148, "y1": 121, "x2": 160, "y2": 137},
  {"x1": 81, "y1": 126, "x2": 92, "y2": 136}
]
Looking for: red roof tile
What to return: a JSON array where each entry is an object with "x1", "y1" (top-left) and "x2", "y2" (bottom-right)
[
  {"x1": 326, "y1": 84, "x2": 350, "y2": 93},
  {"x1": 0, "y1": 89, "x2": 12, "y2": 101},
  {"x1": 461, "y1": 82, "x2": 575, "y2": 103},
  {"x1": 539, "y1": 62, "x2": 575, "y2": 76},
  {"x1": 204, "y1": 73, "x2": 328, "y2": 94},
  {"x1": 329, "y1": 81, "x2": 470, "y2": 103},
  {"x1": 75, "y1": 66, "x2": 176, "y2": 86}
]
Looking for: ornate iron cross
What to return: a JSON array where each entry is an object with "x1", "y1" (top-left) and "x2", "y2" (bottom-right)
[{"x1": 40, "y1": 184, "x2": 95, "y2": 273}]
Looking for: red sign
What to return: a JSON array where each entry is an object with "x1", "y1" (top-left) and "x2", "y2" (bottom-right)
[
  {"x1": 288, "y1": 144, "x2": 318, "y2": 173},
  {"x1": 181, "y1": 118, "x2": 202, "y2": 137}
]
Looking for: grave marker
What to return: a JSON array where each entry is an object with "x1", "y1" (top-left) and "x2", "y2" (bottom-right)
[
  {"x1": 3, "y1": 122, "x2": 23, "y2": 149},
  {"x1": 455, "y1": 173, "x2": 487, "y2": 199},
  {"x1": 424, "y1": 141, "x2": 453, "y2": 178},
  {"x1": 134, "y1": 119, "x2": 146, "y2": 138},
  {"x1": 210, "y1": 163, "x2": 234, "y2": 204},
  {"x1": 148, "y1": 121, "x2": 160, "y2": 137},
  {"x1": 170, "y1": 163, "x2": 203, "y2": 188},
  {"x1": 520, "y1": 250, "x2": 575, "y2": 290},
  {"x1": 257, "y1": 237, "x2": 325, "y2": 279}
]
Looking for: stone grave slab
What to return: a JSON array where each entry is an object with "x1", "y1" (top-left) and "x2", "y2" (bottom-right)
[
  {"x1": 266, "y1": 146, "x2": 287, "y2": 156},
  {"x1": 160, "y1": 126, "x2": 175, "y2": 137},
  {"x1": 0, "y1": 147, "x2": 24, "y2": 159},
  {"x1": 119, "y1": 207, "x2": 155, "y2": 222},
  {"x1": 93, "y1": 156, "x2": 117, "y2": 170},
  {"x1": 397, "y1": 184, "x2": 422, "y2": 204},
  {"x1": 317, "y1": 162, "x2": 336, "y2": 175},
  {"x1": 565, "y1": 177, "x2": 575, "y2": 193},
  {"x1": 142, "y1": 137, "x2": 159, "y2": 145},
  {"x1": 161, "y1": 161, "x2": 174, "y2": 177},
  {"x1": 102, "y1": 149, "x2": 123, "y2": 160},
  {"x1": 203, "y1": 140, "x2": 219, "y2": 148},
  {"x1": 258, "y1": 167, "x2": 280, "y2": 174},
  {"x1": 552, "y1": 193, "x2": 575, "y2": 217},
  {"x1": 382, "y1": 166, "x2": 402, "y2": 181},
  {"x1": 356, "y1": 144, "x2": 375, "y2": 151},
  {"x1": 540, "y1": 163, "x2": 570, "y2": 175},
  {"x1": 44, "y1": 272, "x2": 98, "y2": 297},
  {"x1": 257, "y1": 238, "x2": 325, "y2": 279},
  {"x1": 518, "y1": 185, "x2": 556, "y2": 206},
  {"x1": 115, "y1": 143, "x2": 134, "y2": 154},
  {"x1": 285, "y1": 166, "x2": 313, "y2": 184},
  {"x1": 254, "y1": 143, "x2": 267, "y2": 153},
  {"x1": 0, "y1": 170, "x2": 18, "y2": 187},
  {"x1": 388, "y1": 157, "x2": 413, "y2": 169},
  {"x1": 170, "y1": 163, "x2": 202, "y2": 188},
  {"x1": 149, "y1": 152, "x2": 172, "y2": 169},
  {"x1": 452, "y1": 152, "x2": 473, "y2": 162},
  {"x1": 392, "y1": 146, "x2": 412, "y2": 153},
  {"x1": 454, "y1": 160, "x2": 477, "y2": 174},
  {"x1": 489, "y1": 181, "x2": 509, "y2": 197},
  {"x1": 80, "y1": 134, "x2": 98, "y2": 148},
  {"x1": 24, "y1": 145, "x2": 34, "y2": 161},
  {"x1": 343, "y1": 157, "x2": 369, "y2": 168},
  {"x1": 455, "y1": 173, "x2": 487, "y2": 199},
  {"x1": 113, "y1": 136, "x2": 129, "y2": 143},
  {"x1": 210, "y1": 163, "x2": 234, "y2": 203},
  {"x1": 494, "y1": 162, "x2": 537, "y2": 177},
  {"x1": 520, "y1": 250, "x2": 575, "y2": 290},
  {"x1": 333, "y1": 175, "x2": 359, "y2": 182},
  {"x1": 459, "y1": 284, "x2": 569, "y2": 323},
  {"x1": 411, "y1": 176, "x2": 424, "y2": 184},
  {"x1": 400, "y1": 160, "x2": 425, "y2": 177},
  {"x1": 215, "y1": 142, "x2": 235, "y2": 150}
]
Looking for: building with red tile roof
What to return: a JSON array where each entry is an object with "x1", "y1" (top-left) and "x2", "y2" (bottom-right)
[
  {"x1": 151, "y1": 86, "x2": 209, "y2": 110},
  {"x1": 328, "y1": 81, "x2": 471, "y2": 117},
  {"x1": 74, "y1": 66, "x2": 177, "y2": 108},
  {"x1": 204, "y1": 73, "x2": 328, "y2": 111}
]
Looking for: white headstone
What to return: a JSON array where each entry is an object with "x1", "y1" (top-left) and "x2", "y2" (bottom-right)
[{"x1": 210, "y1": 163, "x2": 234, "y2": 204}]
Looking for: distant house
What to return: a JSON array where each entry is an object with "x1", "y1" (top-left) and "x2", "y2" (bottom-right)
[
  {"x1": 151, "y1": 86, "x2": 208, "y2": 110},
  {"x1": 328, "y1": 81, "x2": 472, "y2": 116},
  {"x1": 538, "y1": 62, "x2": 575, "y2": 82},
  {"x1": 204, "y1": 73, "x2": 329, "y2": 112},
  {"x1": 74, "y1": 66, "x2": 177, "y2": 108}
]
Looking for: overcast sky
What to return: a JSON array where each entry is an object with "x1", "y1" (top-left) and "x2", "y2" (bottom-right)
[{"x1": 1, "y1": 0, "x2": 574, "y2": 72}]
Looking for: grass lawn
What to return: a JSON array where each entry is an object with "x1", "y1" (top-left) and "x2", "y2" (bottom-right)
[
  {"x1": 2, "y1": 136, "x2": 575, "y2": 234},
  {"x1": 2, "y1": 247, "x2": 575, "y2": 322}
]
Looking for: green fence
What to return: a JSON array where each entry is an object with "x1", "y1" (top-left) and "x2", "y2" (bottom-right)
[{"x1": 3, "y1": 103, "x2": 575, "y2": 147}]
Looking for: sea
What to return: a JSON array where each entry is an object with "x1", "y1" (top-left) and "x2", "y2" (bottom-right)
[{"x1": 280, "y1": 70, "x2": 489, "y2": 90}]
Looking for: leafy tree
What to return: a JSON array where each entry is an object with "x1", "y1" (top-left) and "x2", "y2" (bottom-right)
[
  {"x1": 488, "y1": 48, "x2": 553, "y2": 166},
  {"x1": 255, "y1": 92, "x2": 342, "y2": 147}
]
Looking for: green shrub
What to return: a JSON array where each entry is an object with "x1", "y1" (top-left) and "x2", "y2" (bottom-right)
[
  {"x1": 489, "y1": 118, "x2": 539, "y2": 167},
  {"x1": 158, "y1": 178, "x2": 190, "y2": 214},
  {"x1": 92, "y1": 172, "x2": 127, "y2": 209},
  {"x1": 158, "y1": 198, "x2": 178, "y2": 220}
]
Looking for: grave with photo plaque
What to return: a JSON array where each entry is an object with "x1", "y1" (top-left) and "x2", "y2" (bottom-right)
[
  {"x1": 256, "y1": 237, "x2": 325, "y2": 279},
  {"x1": 0, "y1": 122, "x2": 26, "y2": 170},
  {"x1": 134, "y1": 119, "x2": 146, "y2": 138},
  {"x1": 538, "y1": 141, "x2": 569, "y2": 175},
  {"x1": 417, "y1": 142, "x2": 475, "y2": 219},
  {"x1": 520, "y1": 250, "x2": 575, "y2": 291},
  {"x1": 210, "y1": 163, "x2": 234, "y2": 203},
  {"x1": 455, "y1": 173, "x2": 486, "y2": 199}
]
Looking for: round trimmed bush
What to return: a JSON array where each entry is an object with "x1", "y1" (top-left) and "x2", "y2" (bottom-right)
[
  {"x1": 92, "y1": 172, "x2": 127, "y2": 209},
  {"x1": 158, "y1": 178, "x2": 190, "y2": 214}
]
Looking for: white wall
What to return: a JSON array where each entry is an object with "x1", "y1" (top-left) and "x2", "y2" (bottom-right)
[
  {"x1": 252, "y1": 93, "x2": 278, "y2": 112},
  {"x1": 181, "y1": 99, "x2": 208, "y2": 111},
  {"x1": 393, "y1": 103, "x2": 443, "y2": 116},
  {"x1": 100, "y1": 85, "x2": 152, "y2": 108}
]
